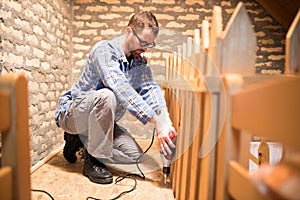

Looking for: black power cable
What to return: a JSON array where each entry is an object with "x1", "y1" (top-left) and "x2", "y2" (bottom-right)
[
  {"x1": 31, "y1": 189, "x2": 55, "y2": 200},
  {"x1": 31, "y1": 128, "x2": 156, "y2": 200},
  {"x1": 87, "y1": 128, "x2": 156, "y2": 200}
]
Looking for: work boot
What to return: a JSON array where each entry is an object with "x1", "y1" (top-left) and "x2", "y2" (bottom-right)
[
  {"x1": 63, "y1": 132, "x2": 84, "y2": 163},
  {"x1": 82, "y1": 149, "x2": 113, "y2": 184}
]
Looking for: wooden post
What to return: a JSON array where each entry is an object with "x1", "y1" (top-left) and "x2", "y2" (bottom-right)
[
  {"x1": 285, "y1": 9, "x2": 300, "y2": 74},
  {"x1": 0, "y1": 73, "x2": 31, "y2": 200},
  {"x1": 220, "y1": 2, "x2": 256, "y2": 75}
]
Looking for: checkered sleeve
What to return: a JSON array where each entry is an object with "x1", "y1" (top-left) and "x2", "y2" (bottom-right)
[
  {"x1": 139, "y1": 65, "x2": 167, "y2": 112},
  {"x1": 91, "y1": 44, "x2": 155, "y2": 124}
]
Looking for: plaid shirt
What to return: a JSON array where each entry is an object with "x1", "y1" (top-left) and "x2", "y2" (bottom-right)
[{"x1": 55, "y1": 35, "x2": 166, "y2": 125}]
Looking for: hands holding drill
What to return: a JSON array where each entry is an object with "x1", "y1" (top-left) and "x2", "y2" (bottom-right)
[{"x1": 151, "y1": 107, "x2": 177, "y2": 156}]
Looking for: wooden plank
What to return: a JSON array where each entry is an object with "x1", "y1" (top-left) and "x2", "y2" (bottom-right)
[
  {"x1": 0, "y1": 167, "x2": 13, "y2": 200},
  {"x1": 179, "y1": 90, "x2": 194, "y2": 200},
  {"x1": 256, "y1": 0, "x2": 299, "y2": 29},
  {"x1": 199, "y1": 20, "x2": 209, "y2": 75},
  {"x1": 168, "y1": 54, "x2": 174, "y2": 80},
  {"x1": 188, "y1": 91, "x2": 204, "y2": 199},
  {"x1": 215, "y1": 75, "x2": 242, "y2": 200},
  {"x1": 182, "y1": 42, "x2": 187, "y2": 80},
  {"x1": 286, "y1": 9, "x2": 300, "y2": 74},
  {"x1": 228, "y1": 161, "x2": 264, "y2": 200},
  {"x1": 221, "y1": 2, "x2": 256, "y2": 75},
  {"x1": 231, "y1": 76, "x2": 300, "y2": 151},
  {"x1": 207, "y1": 6, "x2": 223, "y2": 76},
  {"x1": 198, "y1": 92, "x2": 218, "y2": 200},
  {"x1": 165, "y1": 56, "x2": 169, "y2": 81},
  {"x1": 173, "y1": 52, "x2": 177, "y2": 80},
  {"x1": 175, "y1": 89, "x2": 185, "y2": 199},
  {"x1": 190, "y1": 29, "x2": 201, "y2": 81},
  {"x1": 0, "y1": 91, "x2": 10, "y2": 132},
  {"x1": 177, "y1": 45, "x2": 183, "y2": 77},
  {"x1": 171, "y1": 87, "x2": 182, "y2": 196},
  {"x1": 186, "y1": 36, "x2": 193, "y2": 80},
  {"x1": 238, "y1": 131, "x2": 252, "y2": 169},
  {"x1": 0, "y1": 73, "x2": 31, "y2": 200}
]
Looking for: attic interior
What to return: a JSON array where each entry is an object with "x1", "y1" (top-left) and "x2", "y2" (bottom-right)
[
  {"x1": 0, "y1": 0, "x2": 300, "y2": 200},
  {"x1": 257, "y1": 0, "x2": 300, "y2": 29}
]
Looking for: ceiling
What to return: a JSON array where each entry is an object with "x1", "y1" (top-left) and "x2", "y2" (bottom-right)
[{"x1": 256, "y1": 0, "x2": 300, "y2": 29}]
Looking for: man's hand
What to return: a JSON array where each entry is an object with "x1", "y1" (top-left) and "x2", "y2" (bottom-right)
[
  {"x1": 151, "y1": 107, "x2": 177, "y2": 155},
  {"x1": 157, "y1": 124, "x2": 176, "y2": 155}
]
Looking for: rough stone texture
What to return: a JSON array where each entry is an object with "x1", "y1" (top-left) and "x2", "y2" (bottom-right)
[
  {"x1": 70, "y1": 0, "x2": 286, "y2": 82},
  {"x1": 1, "y1": 0, "x2": 73, "y2": 165},
  {"x1": 0, "y1": 0, "x2": 287, "y2": 167}
]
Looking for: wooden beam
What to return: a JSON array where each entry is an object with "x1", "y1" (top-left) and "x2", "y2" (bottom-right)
[
  {"x1": 231, "y1": 76, "x2": 300, "y2": 152},
  {"x1": 256, "y1": 0, "x2": 300, "y2": 29}
]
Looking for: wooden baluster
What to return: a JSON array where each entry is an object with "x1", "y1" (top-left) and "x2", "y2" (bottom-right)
[
  {"x1": 207, "y1": 6, "x2": 223, "y2": 76},
  {"x1": 215, "y1": 2, "x2": 258, "y2": 199},
  {"x1": 285, "y1": 9, "x2": 300, "y2": 74},
  {"x1": 0, "y1": 73, "x2": 31, "y2": 200},
  {"x1": 186, "y1": 90, "x2": 203, "y2": 200},
  {"x1": 221, "y1": 2, "x2": 256, "y2": 75},
  {"x1": 182, "y1": 42, "x2": 187, "y2": 80},
  {"x1": 192, "y1": 29, "x2": 201, "y2": 86},
  {"x1": 186, "y1": 36, "x2": 193, "y2": 81},
  {"x1": 177, "y1": 45, "x2": 183, "y2": 79}
]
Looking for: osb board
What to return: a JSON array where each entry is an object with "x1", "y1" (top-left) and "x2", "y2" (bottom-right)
[{"x1": 31, "y1": 149, "x2": 175, "y2": 200}]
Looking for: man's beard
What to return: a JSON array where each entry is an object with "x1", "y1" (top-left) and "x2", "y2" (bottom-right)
[{"x1": 130, "y1": 50, "x2": 146, "y2": 62}]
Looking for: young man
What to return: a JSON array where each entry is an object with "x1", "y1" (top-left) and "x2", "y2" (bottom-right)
[{"x1": 55, "y1": 11, "x2": 176, "y2": 184}]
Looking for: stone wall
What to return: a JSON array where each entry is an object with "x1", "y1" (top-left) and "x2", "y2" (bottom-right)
[
  {"x1": 71, "y1": 0, "x2": 286, "y2": 81},
  {"x1": 1, "y1": 0, "x2": 72, "y2": 165},
  {"x1": 0, "y1": 0, "x2": 287, "y2": 167}
]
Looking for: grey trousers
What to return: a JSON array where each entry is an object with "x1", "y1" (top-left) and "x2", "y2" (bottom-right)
[{"x1": 57, "y1": 88, "x2": 143, "y2": 164}]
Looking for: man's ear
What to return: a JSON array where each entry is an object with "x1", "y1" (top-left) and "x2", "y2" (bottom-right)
[{"x1": 125, "y1": 27, "x2": 131, "y2": 34}]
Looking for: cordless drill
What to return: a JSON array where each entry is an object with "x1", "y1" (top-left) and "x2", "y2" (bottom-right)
[{"x1": 160, "y1": 132, "x2": 177, "y2": 184}]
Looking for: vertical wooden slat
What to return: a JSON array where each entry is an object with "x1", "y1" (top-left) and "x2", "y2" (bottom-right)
[
  {"x1": 186, "y1": 36, "x2": 193, "y2": 80},
  {"x1": 182, "y1": 42, "x2": 187, "y2": 80},
  {"x1": 177, "y1": 45, "x2": 183, "y2": 78},
  {"x1": 0, "y1": 91, "x2": 10, "y2": 132},
  {"x1": 187, "y1": 91, "x2": 204, "y2": 199},
  {"x1": 191, "y1": 29, "x2": 201, "y2": 83},
  {"x1": 0, "y1": 73, "x2": 31, "y2": 200},
  {"x1": 174, "y1": 88, "x2": 185, "y2": 199},
  {"x1": 165, "y1": 56, "x2": 169, "y2": 81},
  {"x1": 169, "y1": 87, "x2": 181, "y2": 197},
  {"x1": 198, "y1": 20, "x2": 210, "y2": 75},
  {"x1": 221, "y1": 2, "x2": 256, "y2": 75},
  {"x1": 178, "y1": 89, "x2": 194, "y2": 200},
  {"x1": 285, "y1": 9, "x2": 300, "y2": 74},
  {"x1": 207, "y1": 6, "x2": 223, "y2": 76},
  {"x1": 0, "y1": 167, "x2": 13, "y2": 200}
]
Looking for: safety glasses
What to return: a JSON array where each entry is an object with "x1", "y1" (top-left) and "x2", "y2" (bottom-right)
[{"x1": 132, "y1": 29, "x2": 156, "y2": 48}]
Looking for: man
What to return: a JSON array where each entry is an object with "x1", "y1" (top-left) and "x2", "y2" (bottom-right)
[{"x1": 55, "y1": 11, "x2": 176, "y2": 184}]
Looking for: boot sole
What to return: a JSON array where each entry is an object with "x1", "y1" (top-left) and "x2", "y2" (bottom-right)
[{"x1": 83, "y1": 170, "x2": 113, "y2": 184}]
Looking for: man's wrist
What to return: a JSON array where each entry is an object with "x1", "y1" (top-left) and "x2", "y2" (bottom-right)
[{"x1": 150, "y1": 114, "x2": 158, "y2": 127}]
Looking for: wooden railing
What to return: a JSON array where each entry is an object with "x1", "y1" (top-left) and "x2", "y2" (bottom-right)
[
  {"x1": 164, "y1": 2, "x2": 300, "y2": 199},
  {"x1": 0, "y1": 73, "x2": 31, "y2": 199}
]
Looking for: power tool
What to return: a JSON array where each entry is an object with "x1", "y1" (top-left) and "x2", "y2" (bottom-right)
[{"x1": 160, "y1": 132, "x2": 177, "y2": 184}]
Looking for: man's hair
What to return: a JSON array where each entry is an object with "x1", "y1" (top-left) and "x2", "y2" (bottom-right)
[{"x1": 128, "y1": 11, "x2": 159, "y2": 35}]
